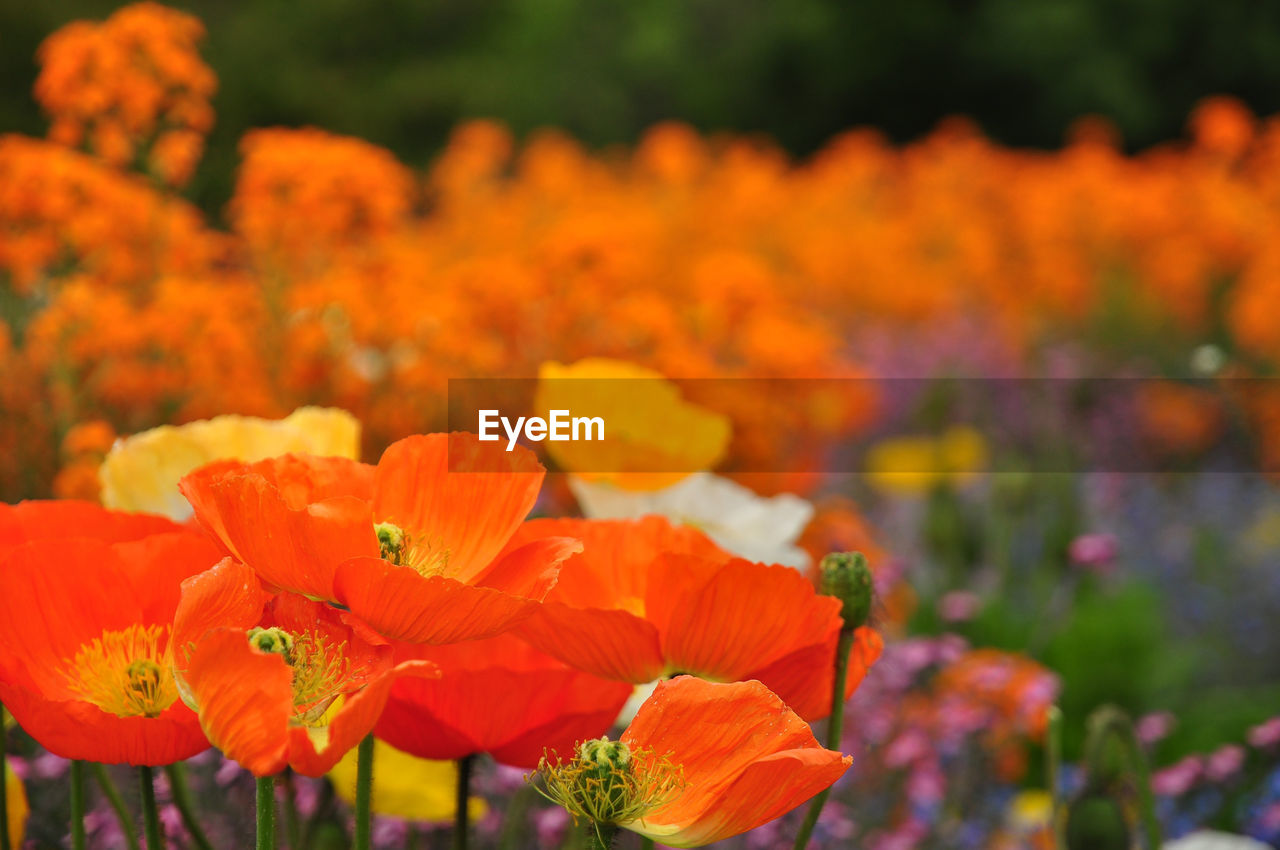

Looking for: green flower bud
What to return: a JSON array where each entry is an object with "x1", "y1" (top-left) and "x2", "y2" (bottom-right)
[
  {"x1": 819, "y1": 551, "x2": 874, "y2": 631},
  {"x1": 1065, "y1": 789, "x2": 1130, "y2": 850}
]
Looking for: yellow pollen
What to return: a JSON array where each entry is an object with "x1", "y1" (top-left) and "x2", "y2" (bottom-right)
[
  {"x1": 375, "y1": 522, "x2": 452, "y2": 578},
  {"x1": 534, "y1": 738, "x2": 685, "y2": 829},
  {"x1": 64, "y1": 624, "x2": 177, "y2": 719},
  {"x1": 250, "y1": 627, "x2": 361, "y2": 728}
]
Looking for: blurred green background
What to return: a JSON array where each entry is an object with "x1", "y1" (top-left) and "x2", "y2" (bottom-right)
[{"x1": 4, "y1": 0, "x2": 1280, "y2": 213}]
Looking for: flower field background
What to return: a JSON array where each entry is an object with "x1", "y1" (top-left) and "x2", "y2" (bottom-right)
[{"x1": 3, "y1": 4, "x2": 1280, "y2": 850}]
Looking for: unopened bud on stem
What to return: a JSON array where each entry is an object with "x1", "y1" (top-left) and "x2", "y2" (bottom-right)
[{"x1": 819, "y1": 551, "x2": 874, "y2": 631}]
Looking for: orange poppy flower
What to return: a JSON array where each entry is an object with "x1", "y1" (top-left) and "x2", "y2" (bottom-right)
[
  {"x1": 172, "y1": 557, "x2": 437, "y2": 777},
  {"x1": 179, "y1": 432, "x2": 579, "y2": 643},
  {"x1": 0, "y1": 499, "x2": 176, "y2": 551},
  {"x1": 0, "y1": 529, "x2": 221, "y2": 765},
  {"x1": 514, "y1": 517, "x2": 882, "y2": 720},
  {"x1": 375, "y1": 632, "x2": 633, "y2": 769},
  {"x1": 539, "y1": 676, "x2": 851, "y2": 848}
]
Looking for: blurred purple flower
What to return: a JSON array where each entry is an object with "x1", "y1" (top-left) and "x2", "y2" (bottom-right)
[
  {"x1": 1205, "y1": 745, "x2": 1246, "y2": 783},
  {"x1": 535, "y1": 806, "x2": 570, "y2": 846},
  {"x1": 1248, "y1": 717, "x2": 1280, "y2": 750},
  {"x1": 1069, "y1": 532, "x2": 1118, "y2": 573},
  {"x1": 937, "y1": 591, "x2": 981, "y2": 623},
  {"x1": 32, "y1": 751, "x2": 70, "y2": 780},
  {"x1": 1136, "y1": 711, "x2": 1177, "y2": 745},
  {"x1": 1154, "y1": 755, "x2": 1204, "y2": 796}
]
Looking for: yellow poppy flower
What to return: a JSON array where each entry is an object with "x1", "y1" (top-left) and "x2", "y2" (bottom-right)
[
  {"x1": 864, "y1": 426, "x2": 988, "y2": 495},
  {"x1": 99, "y1": 407, "x2": 360, "y2": 519},
  {"x1": 5, "y1": 757, "x2": 27, "y2": 849},
  {"x1": 328, "y1": 739, "x2": 486, "y2": 823},
  {"x1": 535, "y1": 358, "x2": 730, "y2": 491}
]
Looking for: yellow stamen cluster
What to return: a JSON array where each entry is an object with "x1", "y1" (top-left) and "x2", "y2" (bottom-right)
[
  {"x1": 375, "y1": 521, "x2": 452, "y2": 578},
  {"x1": 64, "y1": 624, "x2": 177, "y2": 719},
  {"x1": 534, "y1": 738, "x2": 685, "y2": 829},
  {"x1": 248, "y1": 626, "x2": 357, "y2": 727}
]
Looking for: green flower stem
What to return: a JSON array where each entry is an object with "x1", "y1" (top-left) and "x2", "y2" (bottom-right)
[
  {"x1": 164, "y1": 763, "x2": 214, "y2": 850},
  {"x1": 257, "y1": 775, "x2": 276, "y2": 850},
  {"x1": 453, "y1": 754, "x2": 474, "y2": 850},
  {"x1": 138, "y1": 765, "x2": 163, "y2": 850},
  {"x1": 354, "y1": 735, "x2": 374, "y2": 850},
  {"x1": 585, "y1": 822, "x2": 617, "y2": 850},
  {"x1": 70, "y1": 761, "x2": 88, "y2": 850},
  {"x1": 1047, "y1": 706, "x2": 1065, "y2": 849},
  {"x1": 91, "y1": 764, "x2": 140, "y2": 850},
  {"x1": 792, "y1": 626, "x2": 856, "y2": 850},
  {"x1": 1083, "y1": 707, "x2": 1162, "y2": 850}
]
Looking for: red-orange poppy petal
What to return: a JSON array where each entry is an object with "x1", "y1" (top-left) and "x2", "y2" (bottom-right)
[
  {"x1": 0, "y1": 680, "x2": 207, "y2": 766},
  {"x1": 477, "y1": 535, "x2": 582, "y2": 599},
  {"x1": 114, "y1": 531, "x2": 226, "y2": 629},
  {"x1": 371, "y1": 434, "x2": 544, "y2": 584},
  {"x1": 621, "y1": 677, "x2": 850, "y2": 847},
  {"x1": 0, "y1": 501, "x2": 178, "y2": 551},
  {"x1": 288, "y1": 660, "x2": 438, "y2": 777},
  {"x1": 643, "y1": 748, "x2": 852, "y2": 847},
  {"x1": 0, "y1": 539, "x2": 145, "y2": 697},
  {"x1": 376, "y1": 658, "x2": 631, "y2": 768},
  {"x1": 517, "y1": 603, "x2": 665, "y2": 683},
  {"x1": 180, "y1": 458, "x2": 378, "y2": 600},
  {"x1": 740, "y1": 627, "x2": 882, "y2": 721},
  {"x1": 184, "y1": 628, "x2": 294, "y2": 777},
  {"x1": 172, "y1": 558, "x2": 272, "y2": 671},
  {"x1": 334, "y1": 557, "x2": 539, "y2": 644},
  {"x1": 648, "y1": 557, "x2": 844, "y2": 681},
  {"x1": 510, "y1": 516, "x2": 730, "y2": 611}
]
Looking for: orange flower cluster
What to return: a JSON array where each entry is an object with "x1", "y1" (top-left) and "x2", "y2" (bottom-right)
[
  {"x1": 35, "y1": 1, "x2": 216, "y2": 186},
  {"x1": 8, "y1": 5, "x2": 1280, "y2": 501},
  {"x1": 0, "y1": 432, "x2": 872, "y2": 845}
]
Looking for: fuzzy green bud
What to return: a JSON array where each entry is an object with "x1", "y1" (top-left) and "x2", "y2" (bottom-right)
[{"x1": 819, "y1": 551, "x2": 874, "y2": 631}]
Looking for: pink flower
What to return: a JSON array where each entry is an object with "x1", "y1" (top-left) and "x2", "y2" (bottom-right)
[
  {"x1": 1152, "y1": 755, "x2": 1203, "y2": 796},
  {"x1": 1205, "y1": 744, "x2": 1246, "y2": 783},
  {"x1": 1069, "y1": 533, "x2": 1118, "y2": 573},
  {"x1": 937, "y1": 591, "x2": 980, "y2": 623},
  {"x1": 1136, "y1": 712, "x2": 1177, "y2": 745},
  {"x1": 1247, "y1": 716, "x2": 1280, "y2": 749}
]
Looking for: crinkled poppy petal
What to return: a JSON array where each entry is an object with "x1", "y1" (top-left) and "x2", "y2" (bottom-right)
[
  {"x1": 517, "y1": 603, "x2": 665, "y2": 683},
  {"x1": 371, "y1": 434, "x2": 544, "y2": 584},
  {"x1": 172, "y1": 559, "x2": 271, "y2": 672},
  {"x1": 484, "y1": 675, "x2": 633, "y2": 768},
  {"x1": 184, "y1": 629, "x2": 293, "y2": 777},
  {"x1": 739, "y1": 640, "x2": 839, "y2": 721},
  {"x1": 477, "y1": 535, "x2": 582, "y2": 599},
  {"x1": 376, "y1": 665, "x2": 630, "y2": 768},
  {"x1": 0, "y1": 501, "x2": 179, "y2": 552},
  {"x1": 621, "y1": 677, "x2": 828, "y2": 812},
  {"x1": 180, "y1": 460, "x2": 377, "y2": 600},
  {"x1": 113, "y1": 531, "x2": 226, "y2": 629},
  {"x1": 634, "y1": 749, "x2": 851, "y2": 847},
  {"x1": 0, "y1": 539, "x2": 144, "y2": 697},
  {"x1": 650, "y1": 557, "x2": 843, "y2": 681},
  {"x1": 289, "y1": 660, "x2": 438, "y2": 777},
  {"x1": 747, "y1": 625, "x2": 884, "y2": 720},
  {"x1": 334, "y1": 557, "x2": 538, "y2": 644},
  {"x1": 0, "y1": 681, "x2": 207, "y2": 766}
]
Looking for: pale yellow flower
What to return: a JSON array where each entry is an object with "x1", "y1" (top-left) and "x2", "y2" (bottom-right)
[
  {"x1": 6, "y1": 756, "x2": 27, "y2": 849},
  {"x1": 1005, "y1": 789, "x2": 1053, "y2": 834},
  {"x1": 328, "y1": 739, "x2": 486, "y2": 823},
  {"x1": 864, "y1": 426, "x2": 988, "y2": 495},
  {"x1": 100, "y1": 407, "x2": 360, "y2": 519},
  {"x1": 535, "y1": 358, "x2": 730, "y2": 491}
]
